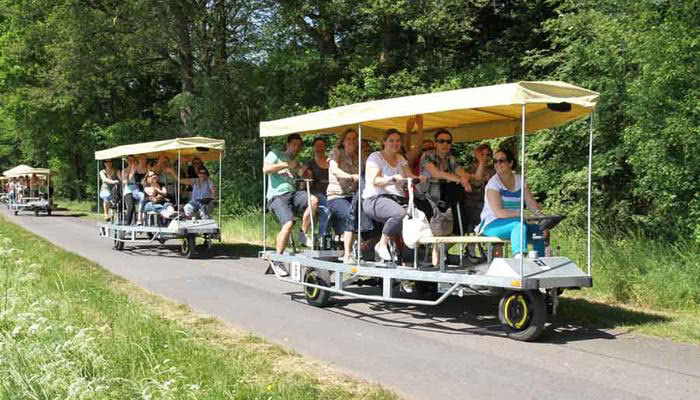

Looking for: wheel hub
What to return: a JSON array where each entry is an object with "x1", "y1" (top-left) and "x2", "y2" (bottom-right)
[{"x1": 504, "y1": 294, "x2": 529, "y2": 330}]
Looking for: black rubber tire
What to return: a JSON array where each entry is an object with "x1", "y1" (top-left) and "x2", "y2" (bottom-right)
[
  {"x1": 414, "y1": 281, "x2": 439, "y2": 300},
  {"x1": 34, "y1": 208, "x2": 39, "y2": 216},
  {"x1": 113, "y1": 232, "x2": 124, "y2": 251},
  {"x1": 46, "y1": 208, "x2": 51, "y2": 216},
  {"x1": 14, "y1": 210, "x2": 18, "y2": 216},
  {"x1": 181, "y1": 234, "x2": 196, "y2": 258},
  {"x1": 498, "y1": 290, "x2": 546, "y2": 342},
  {"x1": 303, "y1": 268, "x2": 332, "y2": 307}
]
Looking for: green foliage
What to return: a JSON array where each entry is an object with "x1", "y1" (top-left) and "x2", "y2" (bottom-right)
[{"x1": 0, "y1": 0, "x2": 698, "y2": 241}]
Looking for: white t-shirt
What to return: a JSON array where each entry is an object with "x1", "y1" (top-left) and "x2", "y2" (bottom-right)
[
  {"x1": 478, "y1": 174, "x2": 527, "y2": 233},
  {"x1": 362, "y1": 151, "x2": 407, "y2": 199}
]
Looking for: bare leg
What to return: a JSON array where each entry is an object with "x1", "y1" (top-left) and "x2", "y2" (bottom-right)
[
  {"x1": 276, "y1": 221, "x2": 294, "y2": 254},
  {"x1": 301, "y1": 195, "x2": 319, "y2": 233},
  {"x1": 103, "y1": 201, "x2": 111, "y2": 219},
  {"x1": 343, "y1": 231, "x2": 354, "y2": 262}
]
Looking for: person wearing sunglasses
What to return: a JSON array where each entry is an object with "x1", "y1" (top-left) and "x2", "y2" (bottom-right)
[
  {"x1": 477, "y1": 148, "x2": 545, "y2": 258},
  {"x1": 143, "y1": 171, "x2": 174, "y2": 222},
  {"x1": 418, "y1": 128, "x2": 475, "y2": 264},
  {"x1": 419, "y1": 129, "x2": 474, "y2": 202},
  {"x1": 181, "y1": 167, "x2": 217, "y2": 220}
]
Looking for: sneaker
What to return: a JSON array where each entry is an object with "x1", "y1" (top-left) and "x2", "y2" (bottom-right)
[
  {"x1": 297, "y1": 231, "x2": 314, "y2": 248},
  {"x1": 271, "y1": 261, "x2": 289, "y2": 277},
  {"x1": 374, "y1": 242, "x2": 392, "y2": 261}
]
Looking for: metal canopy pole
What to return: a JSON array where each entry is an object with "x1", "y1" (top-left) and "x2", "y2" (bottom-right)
[
  {"x1": 519, "y1": 104, "x2": 526, "y2": 279},
  {"x1": 357, "y1": 124, "x2": 362, "y2": 266},
  {"x1": 177, "y1": 150, "x2": 181, "y2": 229},
  {"x1": 218, "y1": 151, "x2": 222, "y2": 229},
  {"x1": 96, "y1": 161, "x2": 99, "y2": 223},
  {"x1": 121, "y1": 158, "x2": 125, "y2": 225},
  {"x1": 587, "y1": 113, "x2": 594, "y2": 276},
  {"x1": 262, "y1": 138, "x2": 267, "y2": 252}
]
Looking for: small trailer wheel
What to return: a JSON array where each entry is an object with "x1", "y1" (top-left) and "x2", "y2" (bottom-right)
[
  {"x1": 181, "y1": 234, "x2": 196, "y2": 258},
  {"x1": 498, "y1": 290, "x2": 546, "y2": 342},
  {"x1": 113, "y1": 235, "x2": 124, "y2": 251},
  {"x1": 414, "y1": 281, "x2": 439, "y2": 300},
  {"x1": 303, "y1": 268, "x2": 332, "y2": 307},
  {"x1": 46, "y1": 208, "x2": 51, "y2": 216},
  {"x1": 34, "y1": 208, "x2": 39, "y2": 216},
  {"x1": 14, "y1": 210, "x2": 18, "y2": 216}
]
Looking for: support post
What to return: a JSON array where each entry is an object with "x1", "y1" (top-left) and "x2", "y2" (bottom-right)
[
  {"x1": 587, "y1": 113, "x2": 594, "y2": 276},
  {"x1": 262, "y1": 138, "x2": 267, "y2": 252},
  {"x1": 96, "y1": 161, "x2": 99, "y2": 224},
  {"x1": 519, "y1": 104, "x2": 526, "y2": 278},
  {"x1": 177, "y1": 150, "x2": 181, "y2": 230},
  {"x1": 218, "y1": 151, "x2": 222, "y2": 230},
  {"x1": 357, "y1": 124, "x2": 362, "y2": 266}
]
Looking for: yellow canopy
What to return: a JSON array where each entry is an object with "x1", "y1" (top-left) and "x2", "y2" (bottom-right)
[
  {"x1": 95, "y1": 136, "x2": 225, "y2": 161},
  {"x1": 259, "y1": 81, "x2": 599, "y2": 142},
  {"x1": 3, "y1": 164, "x2": 51, "y2": 177}
]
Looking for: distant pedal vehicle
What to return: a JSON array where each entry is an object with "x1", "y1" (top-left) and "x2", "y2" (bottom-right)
[
  {"x1": 95, "y1": 137, "x2": 224, "y2": 259},
  {"x1": 3, "y1": 165, "x2": 54, "y2": 216}
]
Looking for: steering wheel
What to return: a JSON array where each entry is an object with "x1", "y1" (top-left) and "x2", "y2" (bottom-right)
[{"x1": 524, "y1": 214, "x2": 566, "y2": 231}]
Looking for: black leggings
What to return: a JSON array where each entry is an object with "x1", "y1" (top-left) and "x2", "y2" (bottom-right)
[{"x1": 124, "y1": 194, "x2": 135, "y2": 225}]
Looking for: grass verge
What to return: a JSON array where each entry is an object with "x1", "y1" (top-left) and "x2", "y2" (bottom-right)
[{"x1": 0, "y1": 215, "x2": 399, "y2": 399}]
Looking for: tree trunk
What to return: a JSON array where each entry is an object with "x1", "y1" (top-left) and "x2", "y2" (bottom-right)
[{"x1": 173, "y1": 1, "x2": 195, "y2": 133}]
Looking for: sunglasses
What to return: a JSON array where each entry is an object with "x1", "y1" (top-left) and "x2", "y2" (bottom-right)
[
  {"x1": 435, "y1": 139, "x2": 452, "y2": 144},
  {"x1": 494, "y1": 158, "x2": 509, "y2": 164},
  {"x1": 198, "y1": 171, "x2": 206, "y2": 175}
]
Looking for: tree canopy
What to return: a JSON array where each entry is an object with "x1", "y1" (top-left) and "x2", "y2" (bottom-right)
[{"x1": 1, "y1": 0, "x2": 698, "y2": 241}]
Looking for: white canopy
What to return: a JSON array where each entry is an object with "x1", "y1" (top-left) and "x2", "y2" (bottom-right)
[
  {"x1": 3, "y1": 164, "x2": 51, "y2": 177},
  {"x1": 259, "y1": 81, "x2": 599, "y2": 142},
  {"x1": 95, "y1": 136, "x2": 225, "y2": 161}
]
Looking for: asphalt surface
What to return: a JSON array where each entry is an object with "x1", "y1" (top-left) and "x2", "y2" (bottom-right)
[{"x1": 2, "y1": 209, "x2": 699, "y2": 400}]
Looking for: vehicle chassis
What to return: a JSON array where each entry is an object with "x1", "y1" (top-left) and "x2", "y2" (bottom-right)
[
  {"x1": 98, "y1": 218, "x2": 220, "y2": 258},
  {"x1": 9, "y1": 196, "x2": 53, "y2": 216}
]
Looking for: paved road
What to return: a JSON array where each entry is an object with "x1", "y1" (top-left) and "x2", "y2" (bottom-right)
[{"x1": 2, "y1": 209, "x2": 699, "y2": 400}]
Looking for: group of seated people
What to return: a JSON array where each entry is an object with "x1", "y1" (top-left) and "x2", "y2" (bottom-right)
[
  {"x1": 99, "y1": 153, "x2": 217, "y2": 225},
  {"x1": 263, "y1": 115, "x2": 546, "y2": 268},
  {"x1": 4, "y1": 174, "x2": 49, "y2": 203}
]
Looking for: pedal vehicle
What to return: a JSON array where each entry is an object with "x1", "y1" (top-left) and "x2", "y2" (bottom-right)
[
  {"x1": 95, "y1": 137, "x2": 224, "y2": 258},
  {"x1": 3, "y1": 164, "x2": 54, "y2": 216},
  {"x1": 258, "y1": 81, "x2": 599, "y2": 341}
]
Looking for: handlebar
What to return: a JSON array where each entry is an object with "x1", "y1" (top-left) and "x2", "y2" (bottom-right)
[{"x1": 524, "y1": 214, "x2": 566, "y2": 230}]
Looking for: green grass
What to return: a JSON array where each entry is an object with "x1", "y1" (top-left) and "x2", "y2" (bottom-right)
[
  {"x1": 53, "y1": 201, "x2": 700, "y2": 343},
  {"x1": 0, "y1": 215, "x2": 399, "y2": 399}
]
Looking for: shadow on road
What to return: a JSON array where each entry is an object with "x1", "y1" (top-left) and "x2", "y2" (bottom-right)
[
  {"x1": 44, "y1": 212, "x2": 88, "y2": 218},
  {"x1": 286, "y1": 286, "x2": 667, "y2": 344},
  {"x1": 115, "y1": 241, "x2": 254, "y2": 260}
]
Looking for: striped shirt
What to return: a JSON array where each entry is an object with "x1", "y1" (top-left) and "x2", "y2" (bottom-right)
[{"x1": 477, "y1": 174, "x2": 526, "y2": 233}]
